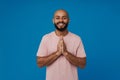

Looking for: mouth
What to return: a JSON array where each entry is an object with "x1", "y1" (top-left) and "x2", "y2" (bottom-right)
[{"x1": 57, "y1": 22, "x2": 65, "y2": 27}]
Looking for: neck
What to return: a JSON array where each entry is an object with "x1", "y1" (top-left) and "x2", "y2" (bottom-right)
[{"x1": 55, "y1": 29, "x2": 68, "y2": 37}]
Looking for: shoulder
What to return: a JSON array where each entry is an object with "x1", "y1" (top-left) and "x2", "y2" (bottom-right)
[
  {"x1": 68, "y1": 32, "x2": 82, "y2": 41},
  {"x1": 42, "y1": 31, "x2": 54, "y2": 40}
]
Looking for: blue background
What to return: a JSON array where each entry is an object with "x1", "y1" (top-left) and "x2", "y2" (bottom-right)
[{"x1": 0, "y1": 0, "x2": 120, "y2": 80}]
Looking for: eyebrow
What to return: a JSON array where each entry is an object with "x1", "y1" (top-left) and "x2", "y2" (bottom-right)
[{"x1": 54, "y1": 16, "x2": 68, "y2": 18}]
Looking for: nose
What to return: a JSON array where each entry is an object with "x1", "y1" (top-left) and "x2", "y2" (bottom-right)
[{"x1": 59, "y1": 18, "x2": 63, "y2": 22}]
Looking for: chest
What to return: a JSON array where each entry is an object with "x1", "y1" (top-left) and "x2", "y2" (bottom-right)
[{"x1": 47, "y1": 37, "x2": 76, "y2": 55}]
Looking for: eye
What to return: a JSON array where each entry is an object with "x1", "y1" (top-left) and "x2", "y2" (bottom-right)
[
  {"x1": 55, "y1": 17, "x2": 59, "y2": 19},
  {"x1": 63, "y1": 17, "x2": 67, "y2": 20}
]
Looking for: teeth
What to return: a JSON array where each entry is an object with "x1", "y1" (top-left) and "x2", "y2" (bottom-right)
[{"x1": 58, "y1": 23, "x2": 64, "y2": 26}]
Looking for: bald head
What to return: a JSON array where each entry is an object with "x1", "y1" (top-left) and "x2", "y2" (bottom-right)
[{"x1": 53, "y1": 9, "x2": 69, "y2": 19}]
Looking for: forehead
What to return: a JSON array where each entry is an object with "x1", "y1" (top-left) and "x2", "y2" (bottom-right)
[{"x1": 54, "y1": 10, "x2": 68, "y2": 17}]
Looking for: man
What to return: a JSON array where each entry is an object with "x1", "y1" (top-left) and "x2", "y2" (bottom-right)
[{"x1": 36, "y1": 9, "x2": 86, "y2": 80}]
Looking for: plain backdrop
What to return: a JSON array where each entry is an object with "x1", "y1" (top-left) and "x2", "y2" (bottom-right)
[{"x1": 0, "y1": 0, "x2": 120, "y2": 80}]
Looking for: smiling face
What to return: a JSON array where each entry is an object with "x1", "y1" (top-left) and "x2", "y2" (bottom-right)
[{"x1": 53, "y1": 10, "x2": 69, "y2": 32}]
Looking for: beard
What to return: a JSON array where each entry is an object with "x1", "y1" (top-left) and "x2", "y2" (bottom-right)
[{"x1": 54, "y1": 22, "x2": 68, "y2": 32}]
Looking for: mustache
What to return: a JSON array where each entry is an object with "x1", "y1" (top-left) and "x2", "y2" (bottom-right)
[{"x1": 56, "y1": 22, "x2": 66, "y2": 25}]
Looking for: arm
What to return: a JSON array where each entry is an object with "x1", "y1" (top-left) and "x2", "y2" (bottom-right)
[
  {"x1": 37, "y1": 37, "x2": 63, "y2": 68},
  {"x1": 61, "y1": 37, "x2": 86, "y2": 69},
  {"x1": 63, "y1": 51, "x2": 86, "y2": 69},
  {"x1": 37, "y1": 51, "x2": 61, "y2": 68}
]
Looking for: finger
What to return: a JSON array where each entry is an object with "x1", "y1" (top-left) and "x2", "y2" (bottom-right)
[
  {"x1": 61, "y1": 46, "x2": 63, "y2": 53},
  {"x1": 60, "y1": 36, "x2": 63, "y2": 40},
  {"x1": 61, "y1": 36, "x2": 63, "y2": 40},
  {"x1": 63, "y1": 41, "x2": 66, "y2": 48},
  {"x1": 60, "y1": 36, "x2": 64, "y2": 40}
]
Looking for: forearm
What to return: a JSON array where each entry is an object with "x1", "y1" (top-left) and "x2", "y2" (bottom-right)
[
  {"x1": 37, "y1": 51, "x2": 61, "y2": 67},
  {"x1": 63, "y1": 51, "x2": 86, "y2": 68}
]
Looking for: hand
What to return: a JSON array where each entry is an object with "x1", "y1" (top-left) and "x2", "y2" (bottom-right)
[
  {"x1": 59, "y1": 36, "x2": 67, "y2": 54},
  {"x1": 57, "y1": 36, "x2": 67, "y2": 56},
  {"x1": 61, "y1": 37, "x2": 68, "y2": 56},
  {"x1": 61, "y1": 38, "x2": 67, "y2": 54},
  {"x1": 56, "y1": 36, "x2": 63, "y2": 55},
  {"x1": 61, "y1": 39, "x2": 68, "y2": 56}
]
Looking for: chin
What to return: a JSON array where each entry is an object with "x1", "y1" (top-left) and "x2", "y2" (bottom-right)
[{"x1": 57, "y1": 25, "x2": 65, "y2": 28}]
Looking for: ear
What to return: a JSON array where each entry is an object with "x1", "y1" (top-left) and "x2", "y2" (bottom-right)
[
  {"x1": 52, "y1": 18, "x2": 54, "y2": 24},
  {"x1": 68, "y1": 19, "x2": 70, "y2": 23}
]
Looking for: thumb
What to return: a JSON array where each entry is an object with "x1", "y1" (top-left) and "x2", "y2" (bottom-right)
[{"x1": 60, "y1": 36, "x2": 63, "y2": 40}]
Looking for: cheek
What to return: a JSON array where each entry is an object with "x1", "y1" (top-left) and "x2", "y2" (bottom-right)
[
  {"x1": 53, "y1": 21, "x2": 57, "y2": 25},
  {"x1": 64, "y1": 20, "x2": 69, "y2": 23},
  {"x1": 54, "y1": 20, "x2": 59, "y2": 24}
]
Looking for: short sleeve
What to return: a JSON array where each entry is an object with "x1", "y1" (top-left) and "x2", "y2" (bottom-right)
[
  {"x1": 36, "y1": 35, "x2": 48, "y2": 57},
  {"x1": 76, "y1": 39, "x2": 86, "y2": 58}
]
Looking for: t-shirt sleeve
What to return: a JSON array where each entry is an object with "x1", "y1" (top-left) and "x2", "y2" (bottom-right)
[
  {"x1": 36, "y1": 35, "x2": 48, "y2": 57},
  {"x1": 76, "y1": 39, "x2": 86, "y2": 58}
]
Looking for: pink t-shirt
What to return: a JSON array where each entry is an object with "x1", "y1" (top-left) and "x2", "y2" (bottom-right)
[{"x1": 37, "y1": 31, "x2": 86, "y2": 80}]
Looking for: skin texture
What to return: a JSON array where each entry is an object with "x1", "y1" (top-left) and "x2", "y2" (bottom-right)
[{"x1": 37, "y1": 10, "x2": 86, "y2": 68}]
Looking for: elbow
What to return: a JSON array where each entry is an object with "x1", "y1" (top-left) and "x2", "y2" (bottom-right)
[
  {"x1": 79, "y1": 63, "x2": 86, "y2": 69},
  {"x1": 78, "y1": 57, "x2": 86, "y2": 69},
  {"x1": 37, "y1": 57, "x2": 45, "y2": 68},
  {"x1": 79, "y1": 60, "x2": 86, "y2": 69},
  {"x1": 37, "y1": 63, "x2": 44, "y2": 68},
  {"x1": 37, "y1": 60, "x2": 45, "y2": 68}
]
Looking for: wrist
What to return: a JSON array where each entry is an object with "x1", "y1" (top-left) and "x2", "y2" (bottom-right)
[
  {"x1": 56, "y1": 51, "x2": 61, "y2": 56},
  {"x1": 63, "y1": 51, "x2": 68, "y2": 56}
]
